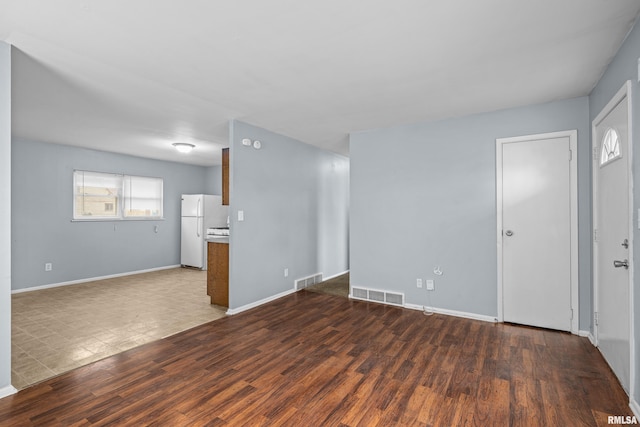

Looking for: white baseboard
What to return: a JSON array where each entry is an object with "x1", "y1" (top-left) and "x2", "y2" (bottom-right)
[
  {"x1": 630, "y1": 398, "x2": 640, "y2": 420},
  {"x1": 0, "y1": 385, "x2": 17, "y2": 399},
  {"x1": 11, "y1": 265, "x2": 181, "y2": 294},
  {"x1": 578, "y1": 330, "x2": 596, "y2": 345},
  {"x1": 226, "y1": 288, "x2": 297, "y2": 315},
  {"x1": 404, "y1": 303, "x2": 497, "y2": 323}
]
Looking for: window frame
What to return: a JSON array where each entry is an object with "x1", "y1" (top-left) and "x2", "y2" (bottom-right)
[{"x1": 73, "y1": 170, "x2": 164, "y2": 221}]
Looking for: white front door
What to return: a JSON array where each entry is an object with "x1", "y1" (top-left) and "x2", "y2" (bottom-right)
[
  {"x1": 497, "y1": 131, "x2": 578, "y2": 332},
  {"x1": 593, "y1": 82, "x2": 632, "y2": 393}
]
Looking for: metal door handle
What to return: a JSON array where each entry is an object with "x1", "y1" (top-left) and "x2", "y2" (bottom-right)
[
  {"x1": 505, "y1": 230, "x2": 514, "y2": 237},
  {"x1": 613, "y1": 259, "x2": 629, "y2": 269}
]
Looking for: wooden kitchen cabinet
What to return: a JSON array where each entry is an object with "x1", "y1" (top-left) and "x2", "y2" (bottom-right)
[
  {"x1": 222, "y1": 148, "x2": 229, "y2": 206},
  {"x1": 207, "y1": 241, "x2": 229, "y2": 307}
]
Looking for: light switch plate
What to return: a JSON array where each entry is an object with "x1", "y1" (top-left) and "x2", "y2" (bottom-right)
[{"x1": 238, "y1": 210, "x2": 244, "y2": 221}]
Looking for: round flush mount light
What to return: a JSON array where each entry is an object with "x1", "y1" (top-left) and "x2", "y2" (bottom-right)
[{"x1": 173, "y1": 143, "x2": 195, "y2": 153}]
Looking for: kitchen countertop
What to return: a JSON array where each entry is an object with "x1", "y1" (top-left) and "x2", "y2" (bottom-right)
[{"x1": 206, "y1": 236, "x2": 229, "y2": 244}]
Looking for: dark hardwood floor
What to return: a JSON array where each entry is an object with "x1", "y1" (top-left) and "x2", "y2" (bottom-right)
[{"x1": 0, "y1": 289, "x2": 633, "y2": 426}]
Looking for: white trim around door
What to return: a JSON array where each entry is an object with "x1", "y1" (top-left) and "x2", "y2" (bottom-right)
[
  {"x1": 496, "y1": 130, "x2": 579, "y2": 334},
  {"x1": 592, "y1": 80, "x2": 634, "y2": 400}
]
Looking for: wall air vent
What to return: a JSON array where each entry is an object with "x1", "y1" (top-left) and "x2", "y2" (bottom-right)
[
  {"x1": 385, "y1": 292, "x2": 403, "y2": 305},
  {"x1": 352, "y1": 287, "x2": 368, "y2": 299},
  {"x1": 295, "y1": 273, "x2": 323, "y2": 290},
  {"x1": 350, "y1": 286, "x2": 404, "y2": 307},
  {"x1": 369, "y1": 290, "x2": 385, "y2": 303}
]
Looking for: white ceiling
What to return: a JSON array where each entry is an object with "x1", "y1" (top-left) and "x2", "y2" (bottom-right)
[{"x1": 1, "y1": 0, "x2": 639, "y2": 166}]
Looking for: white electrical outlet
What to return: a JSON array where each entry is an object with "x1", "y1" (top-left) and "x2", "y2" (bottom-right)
[
  {"x1": 238, "y1": 210, "x2": 244, "y2": 221},
  {"x1": 45, "y1": 263, "x2": 52, "y2": 272},
  {"x1": 426, "y1": 279, "x2": 435, "y2": 291},
  {"x1": 416, "y1": 278, "x2": 423, "y2": 288},
  {"x1": 284, "y1": 268, "x2": 289, "y2": 277}
]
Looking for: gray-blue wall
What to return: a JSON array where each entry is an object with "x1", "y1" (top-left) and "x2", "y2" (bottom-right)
[
  {"x1": 350, "y1": 97, "x2": 590, "y2": 324},
  {"x1": 228, "y1": 120, "x2": 349, "y2": 309},
  {"x1": 11, "y1": 138, "x2": 211, "y2": 290},
  {"x1": 589, "y1": 18, "x2": 640, "y2": 407},
  {"x1": 0, "y1": 41, "x2": 12, "y2": 396}
]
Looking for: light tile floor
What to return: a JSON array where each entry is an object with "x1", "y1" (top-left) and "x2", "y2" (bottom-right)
[{"x1": 11, "y1": 267, "x2": 226, "y2": 390}]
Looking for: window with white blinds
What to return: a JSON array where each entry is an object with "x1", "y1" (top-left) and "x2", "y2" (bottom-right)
[
  {"x1": 73, "y1": 170, "x2": 163, "y2": 220},
  {"x1": 123, "y1": 175, "x2": 163, "y2": 218}
]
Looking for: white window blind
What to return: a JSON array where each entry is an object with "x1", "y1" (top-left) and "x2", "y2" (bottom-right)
[
  {"x1": 73, "y1": 170, "x2": 163, "y2": 220},
  {"x1": 73, "y1": 171, "x2": 122, "y2": 219},
  {"x1": 123, "y1": 175, "x2": 163, "y2": 218}
]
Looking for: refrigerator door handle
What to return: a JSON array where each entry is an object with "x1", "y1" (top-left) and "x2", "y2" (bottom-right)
[{"x1": 196, "y1": 198, "x2": 202, "y2": 237}]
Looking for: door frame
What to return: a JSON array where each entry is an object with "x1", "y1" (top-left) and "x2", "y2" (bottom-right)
[
  {"x1": 496, "y1": 130, "x2": 579, "y2": 333},
  {"x1": 592, "y1": 80, "x2": 634, "y2": 396}
]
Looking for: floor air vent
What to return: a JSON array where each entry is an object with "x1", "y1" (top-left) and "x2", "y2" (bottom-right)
[
  {"x1": 295, "y1": 273, "x2": 323, "y2": 290},
  {"x1": 351, "y1": 287, "x2": 404, "y2": 307}
]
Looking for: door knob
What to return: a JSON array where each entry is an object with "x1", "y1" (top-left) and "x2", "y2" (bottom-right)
[
  {"x1": 505, "y1": 230, "x2": 514, "y2": 237},
  {"x1": 613, "y1": 259, "x2": 629, "y2": 269}
]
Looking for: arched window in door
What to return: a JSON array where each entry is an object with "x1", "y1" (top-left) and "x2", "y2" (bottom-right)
[{"x1": 600, "y1": 127, "x2": 621, "y2": 167}]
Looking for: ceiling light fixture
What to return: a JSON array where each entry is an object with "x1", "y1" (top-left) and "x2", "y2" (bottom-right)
[{"x1": 173, "y1": 143, "x2": 195, "y2": 153}]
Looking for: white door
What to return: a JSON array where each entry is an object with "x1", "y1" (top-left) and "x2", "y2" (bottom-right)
[
  {"x1": 593, "y1": 82, "x2": 632, "y2": 393},
  {"x1": 497, "y1": 131, "x2": 577, "y2": 332}
]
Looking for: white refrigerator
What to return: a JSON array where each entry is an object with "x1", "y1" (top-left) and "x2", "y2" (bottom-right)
[{"x1": 181, "y1": 194, "x2": 229, "y2": 269}]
